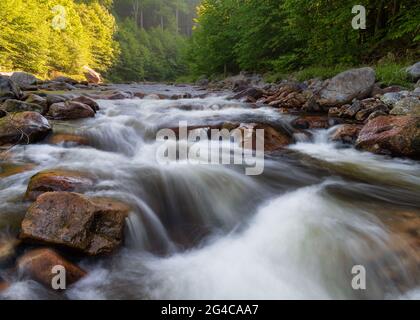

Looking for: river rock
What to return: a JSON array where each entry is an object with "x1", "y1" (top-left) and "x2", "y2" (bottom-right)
[
  {"x1": 264, "y1": 84, "x2": 306, "y2": 109},
  {"x1": 354, "y1": 98, "x2": 389, "y2": 122},
  {"x1": 40, "y1": 81, "x2": 76, "y2": 91},
  {"x1": 239, "y1": 123, "x2": 294, "y2": 152},
  {"x1": 380, "y1": 91, "x2": 408, "y2": 107},
  {"x1": 46, "y1": 94, "x2": 69, "y2": 106},
  {"x1": 106, "y1": 91, "x2": 133, "y2": 100},
  {"x1": 70, "y1": 96, "x2": 99, "y2": 112},
  {"x1": 0, "y1": 76, "x2": 22, "y2": 102},
  {"x1": 52, "y1": 76, "x2": 79, "y2": 85},
  {"x1": 1, "y1": 99, "x2": 45, "y2": 114},
  {"x1": 356, "y1": 115, "x2": 420, "y2": 157},
  {"x1": 331, "y1": 124, "x2": 362, "y2": 144},
  {"x1": 406, "y1": 62, "x2": 420, "y2": 81},
  {"x1": 17, "y1": 248, "x2": 86, "y2": 288},
  {"x1": 20, "y1": 192, "x2": 130, "y2": 255},
  {"x1": 318, "y1": 67, "x2": 376, "y2": 107},
  {"x1": 25, "y1": 169, "x2": 95, "y2": 201},
  {"x1": 0, "y1": 112, "x2": 52, "y2": 146},
  {"x1": 291, "y1": 116, "x2": 330, "y2": 130},
  {"x1": 0, "y1": 237, "x2": 20, "y2": 265},
  {"x1": 10, "y1": 72, "x2": 39, "y2": 88},
  {"x1": 390, "y1": 97, "x2": 420, "y2": 116},
  {"x1": 47, "y1": 101, "x2": 95, "y2": 120},
  {"x1": 144, "y1": 94, "x2": 161, "y2": 100},
  {"x1": 48, "y1": 133, "x2": 89, "y2": 146},
  {"x1": 24, "y1": 94, "x2": 48, "y2": 110},
  {"x1": 83, "y1": 66, "x2": 102, "y2": 84}
]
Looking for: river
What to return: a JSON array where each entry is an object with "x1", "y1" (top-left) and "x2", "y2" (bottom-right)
[{"x1": 1, "y1": 84, "x2": 419, "y2": 299}]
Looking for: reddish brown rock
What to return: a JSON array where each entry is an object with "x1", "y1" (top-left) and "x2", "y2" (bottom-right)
[
  {"x1": 0, "y1": 237, "x2": 20, "y2": 264},
  {"x1": 331, "y1": 124, "x2": 362, "y2": 144},
  {"x1": 292, "y1": 116, "x2": 330, "y2": 130},
  {"x1": 70, "y1": 96, "x2": 99, "y2": 112},
  {"x1": 239, "y1": 123, "x2": 293, "y2": 152},
  {"x1": 17, "y1": 248, "x2": 86, "y2": 288},
  {"x1": 47, "y1": 101, "x2": 95, "y2": 120},
  {"x1": 83, "y1": 66, "x2": 102, "y2": 84},
  {"x1": 0, "y1": 280, "x2": 9, "y2": 293},
  {"x1": 48, "y1": 133, "x2": 90, "y2": 146},
  {"x1": 0, "y1": 112, "x2": 52, "y2": 146},
  {"x1": 20, "y1": 192, "x2": 130, "y2": 255},
  {"x1": 0, "y1": 163, "x2": 35, "y2": 179},
  {"x1": 25, "y1": 170, "x2": 95, "y2": 201},
  {"x1": 356, "y1": 116, "x2": 420, "y2": 157}
]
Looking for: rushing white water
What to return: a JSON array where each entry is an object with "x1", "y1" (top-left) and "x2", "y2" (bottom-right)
[{"x1": 1, "y1": 87, "x2": 419, "y2": 299}]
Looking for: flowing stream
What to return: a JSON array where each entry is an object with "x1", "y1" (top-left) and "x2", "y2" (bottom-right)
[{"x1": 1, "y1": 85, "x2": 419, "y2": 299}]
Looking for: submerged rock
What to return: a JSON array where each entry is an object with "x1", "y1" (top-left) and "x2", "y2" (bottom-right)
[
  {"x1": 0, "y1": 76, "x2": 22, "y2": 102},
  {"x1": 356, "y1": 115, "x2": 420, "y2": 158},
  {"x1": 0, "y1": 237, "x2": 20, "y2": 265},
  {"x1": 318, "y1": 67, "x2": 376, "y2": 107},
  {"x1": 20, "y1": 192, "x2": 130, "y2": 255},
  {"x1": 1, "y1": 99, "x2": 45, "y2": 114},
  {"x1": 0, "y1": 112, "x2": 51, "y2": 146},
  {"x1": 47, "y1": 101, "x2": 95, "y2": 120},
  {"x1": 48, "y1": 133, "x2": 90, "y2": 147},
  {"x1": 17, "y1": 248, "x2": 86, "y2": 288},
  {"x1": 0, "y1": 279, "x2": 9, "y2": 293},
  {"x1": 25, "y1": 169, "x2": 95, "y2": 201},
  {"x1": 331, "y1": 124, "x2": 362, "y2": 144}
]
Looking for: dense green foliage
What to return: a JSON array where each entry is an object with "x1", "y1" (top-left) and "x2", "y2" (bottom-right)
[
  {"x1": 106, "y1": 0, "x2": 199, "y2": 82},
  {"x1": 0, "y1": 0, "x2": 117, "y2": 79},
  {"x1": 187, "y1": 0, "x2": 420, "y2": 79}
]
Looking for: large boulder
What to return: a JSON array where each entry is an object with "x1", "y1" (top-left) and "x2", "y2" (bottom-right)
[
  {"x1": 0, "y1": 76, "x2": 22, "y2": 102},
  {"x1": 406, "y1": 62, "x2": 420, "y2": 81},
  {"x1": 390, "y1": 97, "x2": 420, "y2": 116},
  {"x1": 0, "y1": 112, "x2": 52, "y2": 146},
  {"x1": 1, "y1": 99, "x2": 45, "y2": 114},
  {"x1": 47, "y1": 101, "x2": 95, "y2": 120},
  {"x1": 318, "y1": 68, "x2": 376, "y2": 107},
  {"x1": 25, "y1": 169, "x2": 95, "y2": 201},
  {"x1": 17, "y1": 248, "x2": 86, "y2": 288},
  {"x1": 83, "y1": 66, "x2": 102, "y2": 84},
  {"x1": 20, "y1": 192, "x2": 130, "y2": 256},
  {"x1": 356, "y1": 115, "x2": 420, "y2": 157},
  {"x1": 10, "y1": 72, "x2": 39, "y2": 88}
]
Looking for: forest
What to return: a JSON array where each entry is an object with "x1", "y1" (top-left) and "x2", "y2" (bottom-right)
[{"x1": 0, "y1": 0, "x2": 419, "y2": 83}]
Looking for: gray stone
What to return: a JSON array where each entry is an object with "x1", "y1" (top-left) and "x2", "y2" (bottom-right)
[{"x1": 318, "y1": 68, "x2": 376, "y2": 107}]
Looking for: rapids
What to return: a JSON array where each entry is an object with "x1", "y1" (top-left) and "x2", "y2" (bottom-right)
[{"x1": 0, "y1": 85, "x2": 419, "y2": 299}]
